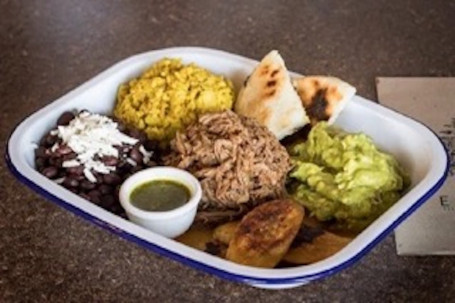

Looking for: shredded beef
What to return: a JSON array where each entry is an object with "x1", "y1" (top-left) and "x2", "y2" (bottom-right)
[{"x1": 164, "y1": 110, "x2": 291, "y2": 223}]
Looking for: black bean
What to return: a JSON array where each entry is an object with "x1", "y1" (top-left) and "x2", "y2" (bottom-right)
[
  {"x1": 62, "y1": 152, "x2": 77, "y2": 161},
  {"x1": 49, "y1": 157, "x2": 63, "y2": 168},
  {"x1": 35, "y1": 110, "x2": 159, "y2": 218},
  {"x1": 42, "y1": 166, "x2": 58, "y2": 178},
  {"x1": 76, "y1": 174, "x2": 87, "y2": 181},
  {"x1": 130, "y1": 165, "x2": 143, "y2": 174},
  {"x1": 45, "y1": 148, "x2": 53, "y2": 157},
  {"x1": 103, "y1": 173, "x2": 121, "y2": 185},
  {"x1": 116, "y1": 144, "x2": 130, "y2": 155},
  {"x1": 151, "y1": 148, "x2": 166, "y2": 162},
  {"x1": 144, "y1": 140, "x2": 158, "y2": 151},
  {"x1": 129, "y1": 147, "x2": 143, "y2": 164},
  {"x1": 39, "y1": 136, "x2": 47, "y2": 147},
  {"x1": 117, "y1": 160, "x2": 132, "y2": 169},
  {"x1": 128, "y1": 129, "x2": 142, "y2": 139},
  {"x1": 89, "y1": 196, "x2": 101, "y2": 204},
  {"x1": 93, "y1": 173, "x2": 104, "y2": 184},
  {"x1": 102, "y1": 156, "x2": 118, "y2": 167},
  {"x1": 88, "y1": 189, "x2": 101, "y2": 197},
  {"x1": 110, "y1": 204, "x2": 124, "y2": 215},
  {"x1": 57, "y1": 170, "x2": 66, "y2": 178},
  {"x1": 100, "y1": 194, "x2": 115, "y2": 208},
  {"x1": 88, "y1": 190, "x2": 101, "y2": 204},
  {"x1": 45, "y1": 134, "x2": 57, "y2": 146},
  {"x1": 66, "y1": 166, "x2": 83, "y2": 176},
  {"x1": 81, "y1": 180, "x2": 96, "y2": 190},
  {"x1": 56, "y1": 144, "x2": 73, "y2": 155},
  {"x1": 35, "y1": 146, "x2": 47, "y2": 158},
  {"x1": 63, "y1": 176, "x2": 79, "y2": 188},
  {"x1": 117, "y1": 164, "x2": 133, "y2": 180},
  {"x1": 35, "y1": 157, "x2": 46, "y2": 170},
  {"x1": 99, "y1": 184, "x2": 113, "y2": 195},
  {"x1": 115, "y1": 167, "x2": 128, "y2": 177},
  {"x1": 57, "y1": 111, "x2": 75, "y2": 126}
]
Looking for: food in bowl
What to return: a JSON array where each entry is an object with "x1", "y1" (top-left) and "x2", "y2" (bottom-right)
[
  {"x1": 130, "y1": 179, "x2": 191, "y2": 212},
  {"x1": 234, "y1": 50, "x2": 357, "y2": 139},
  {"x1": 114, "y1": 58, "x2": 235, "y2": 144},
  {"x1": 234, "y1": 50, "x2": 309, "y2": 140},
  {"x1": 119, "y1": 167, "x2": 202, "y2": 238},
  {"x1": 288, "y1": 122, "x2": 409, "y2": 232},
  {"x1": 163, "y1": 110, "x2": 291, "y2": 223},
  {"x1": 226, "y1": 199, "x2": 304, "y2": 268},
  {"x1": 34, "y1": 110, "x2": 157, "y2": 215},
  {"x1": 293, "y1": 75, "x2": 356, "y2": 126},
  {"x1": 283, "y1": 226, "x2": 352, "y2": 264}
]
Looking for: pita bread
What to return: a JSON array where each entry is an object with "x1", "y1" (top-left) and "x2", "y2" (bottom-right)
[
  {"x1": 293, "y1": 76, "x2": 356, "y2": 125},
  {"x1": 235, "y1": 50, "x2": 310, "y2": 140}
]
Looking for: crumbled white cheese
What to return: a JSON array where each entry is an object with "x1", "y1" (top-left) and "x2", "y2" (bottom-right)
[
  {"x1": 126, "y1": 158, "x2": 137, "y2": 167},
  {"x1": 53, "y1": 111, "x2": 140, "y2": 182},
  {"x1": 54, "y1": 177, "x2": 65, "y2": 184},
  {"x1": 51, "y1": 143, "x2": 59, "y2": 153},
  {"x1": 84, "y1": 167, "x2": 97, "y2": 183},
  {"x1": 50, "y1": 129, "x2": 59, "y2": 136},
  {"x1": 139, "y1": 145, "x2": 152, "y2": 164},
  {"x1": 62, "y1": 159, "x2": 80, "y2": 168}
]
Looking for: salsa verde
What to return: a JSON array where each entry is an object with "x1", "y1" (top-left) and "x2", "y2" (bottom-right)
[{"x1": 130, "y1": 180, "x2": 191, "y2": 212}]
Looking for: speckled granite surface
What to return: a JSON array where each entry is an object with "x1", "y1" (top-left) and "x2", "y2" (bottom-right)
[{"x1": 1, "y1": 0, "x2": 454, "y2": 301}]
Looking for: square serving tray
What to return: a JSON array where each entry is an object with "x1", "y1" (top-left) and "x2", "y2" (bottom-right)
[{"x1": 6, "y1": 47, "x2": 449, "y2": 289}]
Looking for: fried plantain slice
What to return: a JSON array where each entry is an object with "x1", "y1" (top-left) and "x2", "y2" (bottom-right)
[
  {"x1": 213, "y1": 221, "x2": 240, "y2": 245},
  {"x1": 226, "y1": 199, "x2": 304, "y2": 268},
  {"x1": 175, "y1": 225, "x2": 214, "y2": 251},
  {"x1": 283, "y1": 230, "x2": 352, "y2": 264}
]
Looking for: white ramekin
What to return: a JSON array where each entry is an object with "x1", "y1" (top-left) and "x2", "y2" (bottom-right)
[{"x1": 119, "y1": 167, "x2": 202, "y2": 238}]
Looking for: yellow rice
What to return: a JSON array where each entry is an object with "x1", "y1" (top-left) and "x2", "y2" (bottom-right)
[{"x1": 114, "y1": 58, "x2": 235, "y2": 143}]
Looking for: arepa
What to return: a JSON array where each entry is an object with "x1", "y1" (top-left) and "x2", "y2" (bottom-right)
[
  {"x1": 234, "y1": 51, "x2": 310, "y2": 140},
  {"x1": 293, "y1": 76, "x2": 356, "y2": 125}
]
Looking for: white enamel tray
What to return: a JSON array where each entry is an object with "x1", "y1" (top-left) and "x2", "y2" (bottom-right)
[{"x1": 6, "y1": 47, "x2": 449, "y2": 289}]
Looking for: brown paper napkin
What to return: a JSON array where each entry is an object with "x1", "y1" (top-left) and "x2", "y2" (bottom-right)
[{"x1": 376, "y1": 77, "x2": 455, "y2": 255}]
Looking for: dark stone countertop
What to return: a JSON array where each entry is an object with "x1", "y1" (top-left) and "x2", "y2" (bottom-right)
[{"x1": 1, "y1": 0, "x2": 454, "y2": 302}]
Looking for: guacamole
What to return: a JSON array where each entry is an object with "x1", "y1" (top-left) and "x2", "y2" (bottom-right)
[{"x1": 288, "y1": 122, "x2": 408, "y2": 231}]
